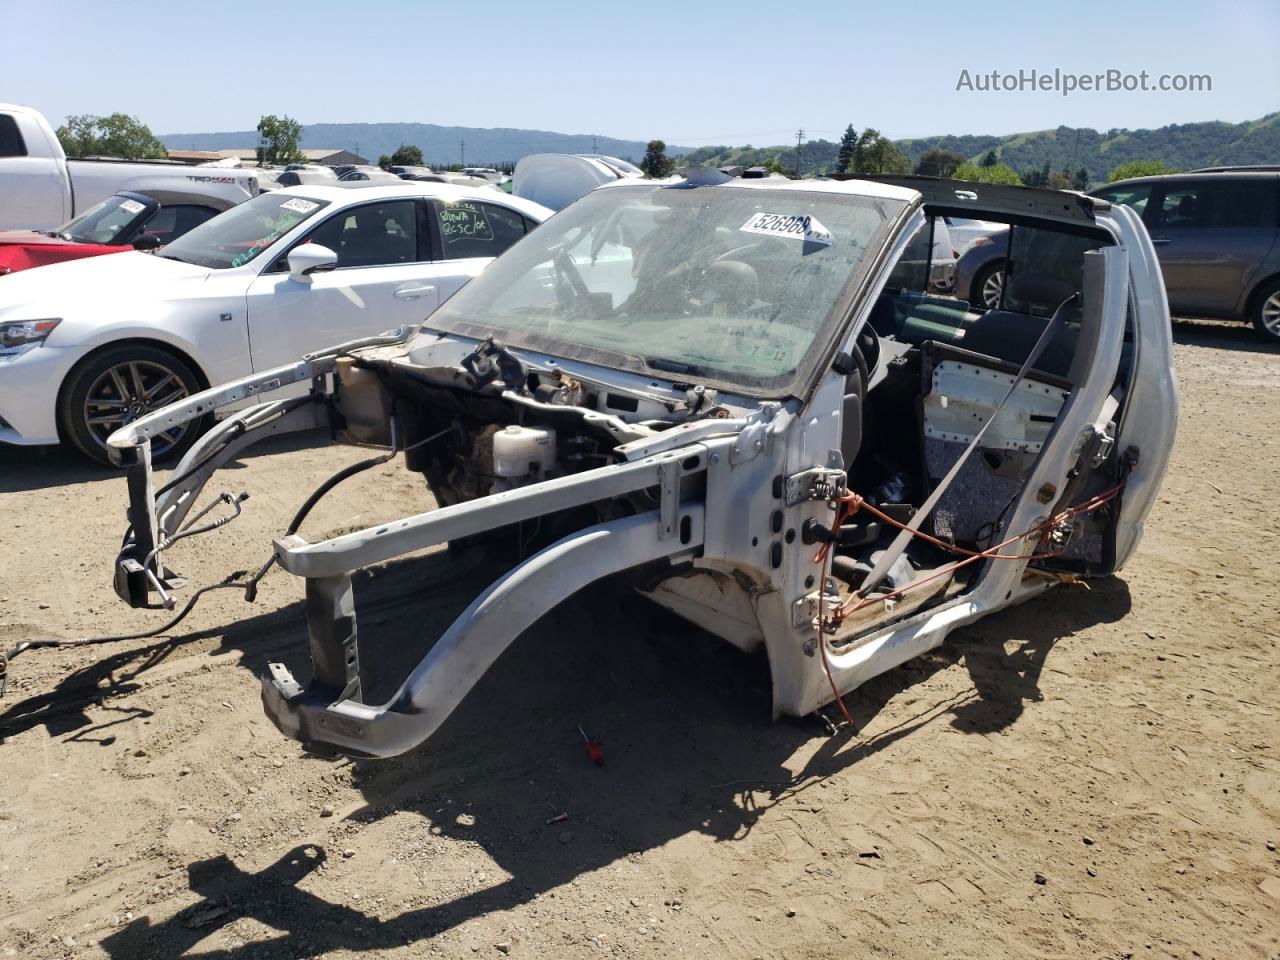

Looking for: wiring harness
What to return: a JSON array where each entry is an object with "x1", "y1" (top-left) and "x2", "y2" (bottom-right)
[
  {"x1": 0, "y1": 421, "x2": 454, "y2": 698},
  {"x1": 812, "y1": 484, "x2": 1124, "y2": 725}
]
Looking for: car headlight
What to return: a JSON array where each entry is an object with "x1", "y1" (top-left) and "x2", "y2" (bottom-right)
[{"x1": 0, "y1": 318, "x2": 62, "y2": 351}]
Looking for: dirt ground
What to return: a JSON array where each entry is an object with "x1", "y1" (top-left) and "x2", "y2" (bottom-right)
[{"x1": 1, "y1": 319, "x2": 1277, "y2": 960}]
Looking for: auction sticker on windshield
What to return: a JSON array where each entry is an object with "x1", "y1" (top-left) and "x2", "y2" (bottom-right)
[
  {"x1": 119, "y1": 198, "x2": 146, "y2": 215},
  {"x1": 740, "y1": 212, "x2": 832, "y2": 246},
  {"x1": 280, "y1": 197, "x2": 320, "y2": 215}
]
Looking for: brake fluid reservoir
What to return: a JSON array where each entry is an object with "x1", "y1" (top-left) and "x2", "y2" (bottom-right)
[{"x1": 492, "y1": 425, "x2": 557, "y2": 478}]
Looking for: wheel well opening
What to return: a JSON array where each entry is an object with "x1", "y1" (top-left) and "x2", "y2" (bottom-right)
[
  {"x1": 55, "y1": 339, "x2": 211, "y2": 442},
  {"x1": 971, "y1": 257, "x2": 1007, "y2": 294},
  {"x1": 1246, "y1": 272, "x2": 1280, "y2": 315}
]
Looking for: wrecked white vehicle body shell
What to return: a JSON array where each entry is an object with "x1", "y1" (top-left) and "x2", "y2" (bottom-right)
[{"x1": 101, "y1": 173, "x2": 1177, "y2": 759}]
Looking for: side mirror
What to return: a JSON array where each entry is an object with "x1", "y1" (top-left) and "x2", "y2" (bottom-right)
[
  {"x1": 287, "y1": 243, "x2": 338, "y2": 281},
  {"x1": 131, "y1": 234, "x2": 162, "y2": 252}
]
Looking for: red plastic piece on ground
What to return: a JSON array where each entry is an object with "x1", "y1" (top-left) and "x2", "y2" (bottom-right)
[{"x1": 578, "y1": 726, "x2": 605, "y2": 766}]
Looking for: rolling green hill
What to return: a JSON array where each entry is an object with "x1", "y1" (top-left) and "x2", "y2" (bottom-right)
[
  {"x1": 163, "y1": 114, "x2": 1279, "y2": 181},
  {"x1": 681, "y1": 113, "x2": 1280, "y2": 182},
  {"x1": 161, "y1": 123, "x2": 692, "y2": 167}
]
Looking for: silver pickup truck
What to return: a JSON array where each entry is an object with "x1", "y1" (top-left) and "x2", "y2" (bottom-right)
[{"x1": 99, "y1": 173, "x2": 1177, "y2": 760}]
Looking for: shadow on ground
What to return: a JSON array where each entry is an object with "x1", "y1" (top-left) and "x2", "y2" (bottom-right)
[
  {"x1": 2, "y1": 549, "x2": 1131, "y2": 958},
  {"x1": 1171, "y1": 316, "x2": 1278, "y2": 354},
  {"x1": 0, "y1": 427, "x2": 334, "y2": 495}
]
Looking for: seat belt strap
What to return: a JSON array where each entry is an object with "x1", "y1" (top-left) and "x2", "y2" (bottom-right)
[{"x1": 856, "y1": 294, "x2": 1079, "y2": 599}]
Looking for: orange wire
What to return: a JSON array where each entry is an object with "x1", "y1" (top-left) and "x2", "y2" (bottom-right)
[
  {"x1": 811, "y1": 483, "x2": 1123, "y2": 724},
  {"x1": 814, "y1": 540, "x2": 853, "y2": 726}
]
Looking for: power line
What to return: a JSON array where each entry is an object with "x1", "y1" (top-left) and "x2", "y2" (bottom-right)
[
  {"x1": 661, "y1": 129, "x2": 810, "y2": 143},
  {"x1": 661, "y1": 127, "x2": 849, "y2": 146}
]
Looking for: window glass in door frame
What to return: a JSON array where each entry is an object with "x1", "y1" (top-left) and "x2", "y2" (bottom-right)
[
  {"x1": 263, "y1": 197, "x2": 434, "y2": 273},
  {"x1": 0, "y1": 115, "x2": 28, "y2": 157},
  {"x1": 131, "y1": 204, "x2": 221, "y2": 245},
  {"x1": 1149, "y1": 177, "x2": 1280, "y2": 230},
  {"x1": 426, "y1": 197, "x2": 534, "y2": 263},
  {"x1": 1092, "y1": 182, "x2": 1155, "y2": 220},
  {"x1": 1148, "y1": 180, "x2": 1202, "y2": 230}
]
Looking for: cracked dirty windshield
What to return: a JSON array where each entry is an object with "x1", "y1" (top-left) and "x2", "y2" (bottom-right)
[{"x1": 424, "y1": 184, "x2": 906, "y2": 391}]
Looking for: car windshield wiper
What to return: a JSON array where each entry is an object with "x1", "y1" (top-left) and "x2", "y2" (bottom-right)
[{"x1": 160, "y1": 253, "x2": 199, "y2": 265}]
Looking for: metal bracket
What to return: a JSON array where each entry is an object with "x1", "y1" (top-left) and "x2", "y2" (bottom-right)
[
  {"x1": 1045, "y1": 514, "x2": 1078, "y2": 551},
  {"x1": 729, "y1": 402, "x2": 781, "y2": 464},
  {"x1": 1090, "y1": 430, "x2": 1115, "y2": 468},
  {"x1": 656, "y1": 461, "x2": 678, "y2": 540},
  {"x1": 1074, "y1": 422, "x2": 1116, "y2": 469},
  {"x1": 791, "y1": 586, "x2": 841, "y2": 631},
  {"x1": 305, "y1": 574, "x2": 362, "y2": 703},
  {"x1": 274, "y1": 446, "x2": 709, "y2": 579},
  {"x1": 784, "y1": 461, "x2": 847, "y2": 506}
]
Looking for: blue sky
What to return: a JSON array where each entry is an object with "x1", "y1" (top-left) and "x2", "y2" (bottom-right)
[{"x1": 2, "y1": 0, "x2": 1276, "y2": 144}]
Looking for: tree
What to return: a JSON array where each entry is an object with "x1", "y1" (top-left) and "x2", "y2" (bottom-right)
[
  {"x1": 852, "y1": 128, "x2": 910, "y2": 175},
  {"x1": 980, "y1": 150, "x2": 999, "y2": 168},
  {"x1": 389, "y1": 144, "x2": 424, "y2": 166},
  {"x1": 639, "y1": 140, "x2": 675, "y2": 178},
  {"x1": 1072, "y1": 167, "x2": 1090, "y2": 191},
  {"x1": 914, "y1": 149, "x2": 966, "y2": 178},
  {"x1": 836, "y1": 124, "x2": 858, "y2": 174},
  {"x1": 952, "y1": 161, "x2": 1022, "y2": 185},
  {"x1": 256, "y1": 114, "x2": 304, "y2": 166},
  {"x1": 1047, "y1": 169, "x2": 1073, "y2": 190},
  {"x1": 377, "y1": 154, "x2": 393, "y2": 168},
  {"x1": 1022, "y1": 160, "x2": 1052, "y2": 188},
  {"x1": 1107, "y1": 159, "x2": 1177, "y2": 182},
  {"x1": 55, "y1": 113, "x2": 167, "y2": 160}
]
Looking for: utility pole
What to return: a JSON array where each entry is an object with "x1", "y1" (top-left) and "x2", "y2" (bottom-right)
[
  {"x1": 460, "y1": 139, "x2": 465, "y2": 169},
  {"x1": 593, "y1": 133, "x2": 598, "y2": 153},
  {"x1": 795, "y1": 129, "x2": 805, "y2": 178}
]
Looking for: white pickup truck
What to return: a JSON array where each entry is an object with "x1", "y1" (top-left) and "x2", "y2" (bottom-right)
[{"x1": 0, "y1": 103, "x2": 261, "y2": 231}]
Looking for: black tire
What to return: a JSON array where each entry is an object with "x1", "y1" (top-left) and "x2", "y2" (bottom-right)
[
  {"x1": 59, "y1": 344, "x2": 205, "y2": 466},
  {"x1": 1249, "y1": 276, "x2": 1280, "y2": 343},
  {"x1": 970, "y1": 259, "x2": 1006, "y2": 311}
]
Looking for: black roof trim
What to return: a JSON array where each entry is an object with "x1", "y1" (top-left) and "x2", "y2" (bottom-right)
[{"x1": 853, "y1": 174, "x2": 1102, "y2": 225}]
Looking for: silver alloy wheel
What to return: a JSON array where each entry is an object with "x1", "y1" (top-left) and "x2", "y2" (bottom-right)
[
  {"x1": 981, "y1": 268, "x2": 1005, "y2": 309},
  {"x1": 82, "y1": 359, "x2": 191, "y2": 455},
  {"x1": 1263, "y1": 291, "x2": 1280, "y2": 336}
]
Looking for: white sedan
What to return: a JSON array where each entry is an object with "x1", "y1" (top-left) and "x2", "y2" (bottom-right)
[{"x1": 0, "y1": 183, "x2": 551, "y2": 463}]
